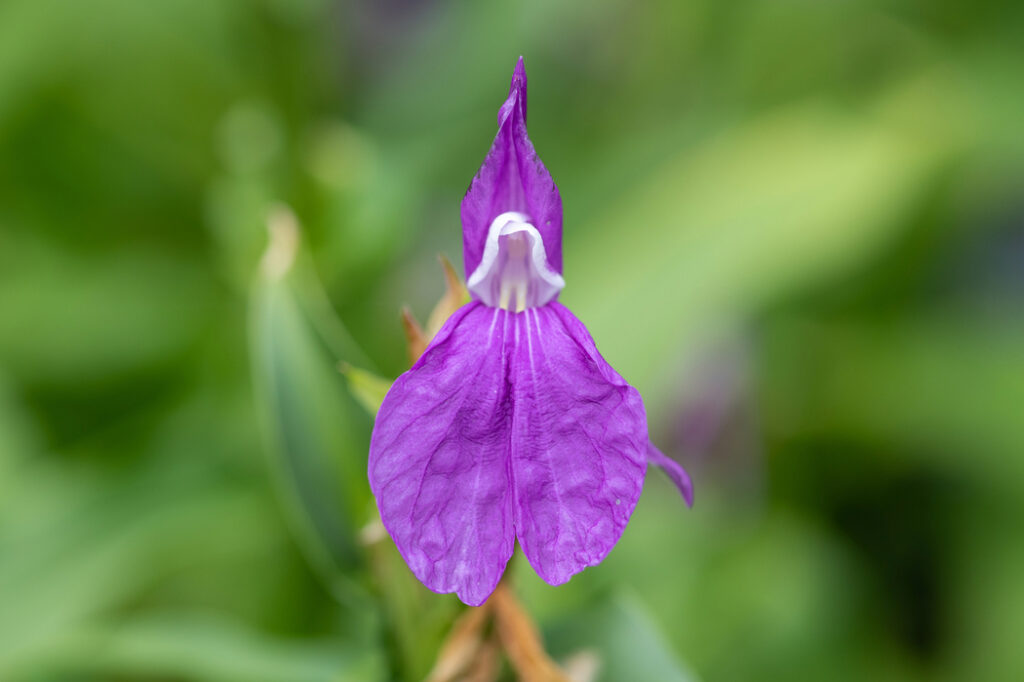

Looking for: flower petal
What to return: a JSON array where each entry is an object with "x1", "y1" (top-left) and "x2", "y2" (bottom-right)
[
  {"x1": 511, "y1": 303, "x2": 647, "y2": 585},
  {"x1": 368, "y1": 302, "x2": 514, "y2": 606},
  {"x1": 646, "y1": 441, "x2": 695, "y2": 507},
  {"x1": 462, "y1": 57, "x2": 562, "y2": 283},
  {"x1": 370, "y1": 301, "x2": 652, "y2": 603}
]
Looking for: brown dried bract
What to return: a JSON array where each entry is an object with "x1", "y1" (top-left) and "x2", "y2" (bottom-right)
[
  {"x1": 402, "y1": 255, "x2": 468, "y2": 364},
  {"x1": 422, "y1": 582, "x2": 573, "y2": 682},
  {"x1": 426, "y1": 254, "x2": 470, "y2": 338},
  {"x1": 401, "y1": 306, "x2": 428, "y2": 364},
  {"x1": 490, "y1": 584, "x2": 571, "y2": 682},
  {"x1": 424, "y1": 603, "x2": 493, "y2": 682},
  {"x1": 491, "y1": 581, "x2": 573, "y2": 679}
]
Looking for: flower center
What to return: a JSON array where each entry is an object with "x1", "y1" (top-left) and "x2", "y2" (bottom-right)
[{"x1": 466, "y1": 212, "x2": 564, "y2": 312}]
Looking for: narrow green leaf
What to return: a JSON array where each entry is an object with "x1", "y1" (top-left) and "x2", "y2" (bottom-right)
[
  {"x1": 248, "y1": 209, "x2": 374, "y2": 598},
  {"x1": 0, "y1": 376, "x2": 35, "y2": 497},
  {"x1": 760, "y1": 313, "x2": 1024, "y2": 484},
  {"x1": 11, "y1": 612, "x2": 385, "y2": 682},
  {"x1": 340, "y1": 364, "x2": 392, "y2": 417},
  {"x1": 0, "y1": 472, "x2": 271, "y2": 674},
  {"x1": 566, "y1": 90, "x2": 958, "y2": 403}
]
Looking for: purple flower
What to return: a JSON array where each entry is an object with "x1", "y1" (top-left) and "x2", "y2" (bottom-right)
[{"x1": 369, "y1": 58, "x2": 692, "y2": 606}]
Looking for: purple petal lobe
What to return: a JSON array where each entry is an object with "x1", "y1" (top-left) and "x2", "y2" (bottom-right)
[
  {"x1": 646, "y1": 441, "x2": 695, "y2": 507},
  {"x1": 368, "y1": 302, "x2": 514, "y2": 606},
  {"x1": 511, "y1": 303, "x2": 647, "y2": 585},
  {"x1": 369, "y1": 301, "x2": 649, "y2": 604},
  {"x1": 462, "y1": 58, "x2": 562, "y2": 285}
]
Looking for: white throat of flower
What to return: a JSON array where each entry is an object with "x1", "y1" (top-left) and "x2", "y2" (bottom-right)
[{"x1": 466, "y1": 212, "x2": 565, "y2": 312}]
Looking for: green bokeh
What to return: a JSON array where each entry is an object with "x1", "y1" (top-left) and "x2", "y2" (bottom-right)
[{"x1": 1, "y1": 1, "x2": 1022, "y2": 680}]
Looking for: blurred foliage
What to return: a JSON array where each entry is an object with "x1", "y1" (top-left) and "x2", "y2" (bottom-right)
[{"x1": 1, "y1": 0, "x2": 1023, "y2": 680}]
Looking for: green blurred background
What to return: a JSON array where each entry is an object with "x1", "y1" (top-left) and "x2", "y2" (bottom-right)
[{"x1": 2, "y1": 1, "x2": 1023, "y2": 680}]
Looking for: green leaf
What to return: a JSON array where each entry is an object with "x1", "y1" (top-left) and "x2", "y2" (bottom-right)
[
  {"x1": 0, "y1": 236, "x2": 214, "y2": 385},
  {"x1": 0, "y1": 376, "x2": 35, "y2": 495},
  {"x1": 340, "y1": 364, "x2": 392, "y2": 417},
  {"x1": 10, "y1": 613, "x2": 385, "y2": 682},
  {"x1": 248, "y1": 211, "x2": 375, "y2": 599},
  {"x1": 0, "y1": 469, "x2": 272, "y2": 674},
  {"x1": 759, "y1": 313, "x2": 1024, "y2": 485},
  {"x1": 565, "y1": 90, "x2": 958, "y2": 404}
]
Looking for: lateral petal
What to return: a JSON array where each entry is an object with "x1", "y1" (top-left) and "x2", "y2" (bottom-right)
[
  {"x1": 368, "y1": 302, "x2": 514, "y2": 606},
  {"x1": 646, "y1": 441, "x2": 695, "y2": 507},
  {"x1": 511, "y1": 303, "x2": 647, "y2": 586}
]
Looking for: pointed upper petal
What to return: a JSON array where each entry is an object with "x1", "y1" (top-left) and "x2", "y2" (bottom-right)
[
  {"x1": 462, "y1": 58, "x2": 562, "y2": 283},
  {"x1": 368, "y1": 302, "x2": 514, "y2": 606},
  {"x1": 499, "y1": 56, "x2": 527, "y2": 125},
  {"x1": 510, "y1": 303, "x2": 647, "y2": 585},
  {"x1": 646, "y1": 441, "x2": 695, "y2": 507}
]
